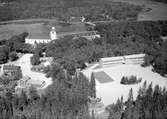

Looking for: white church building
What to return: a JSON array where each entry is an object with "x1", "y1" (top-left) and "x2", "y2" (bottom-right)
[{"x1": 25, "y1": 27, "x2": 57, "y2": 45}]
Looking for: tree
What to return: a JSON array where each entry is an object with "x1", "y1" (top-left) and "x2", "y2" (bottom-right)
[
  {"x1": 126, "y1": 88, "x2": 133, "y2": 107},
  {"x1": 90, "y1": 73, "x2": 96, "y2": 98},
  {"x1": 129, "y1": 88, "x2": 133, "y2": 102},
  {"x1": 9, "y1": 51, "x2": 18, "y2": 61},
  {"x1": 34, "y1": 44, "x2": 46, "y2": 57},
  {"x1": 0, "y1": 45, "x2": 9, "y2": 64},
  {"x1": 30, "y1": 54, "x2": 40, "y2": 65},
  {"x1": 17, "y1": 90, "x2": 28, "y2": 109},
  {"x1": 142, "y1": 54, "x2": 153, "y2": 67}
]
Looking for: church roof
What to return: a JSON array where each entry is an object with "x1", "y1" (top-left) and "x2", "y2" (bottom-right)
[{"x1": 26, "y1": 33, "x2": 50, "y2": 39}]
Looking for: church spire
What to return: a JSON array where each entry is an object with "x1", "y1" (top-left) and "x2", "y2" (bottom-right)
[{"x1": 50, "y1": 27, "x2": 57, "y2": 40}]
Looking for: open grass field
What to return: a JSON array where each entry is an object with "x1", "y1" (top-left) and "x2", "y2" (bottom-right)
[
  {"x1": 83, "y1": 64, "x2": 167, "y2": 106},
  {"x1": 94, "y1": 71, "x2": 114, "y2": 83},
  {"x1": 0, "y1": 20, "x2": 87, "y2": 40},
  {"x1": 108, "y1": 0, "x2": 167, "y2": 21}
]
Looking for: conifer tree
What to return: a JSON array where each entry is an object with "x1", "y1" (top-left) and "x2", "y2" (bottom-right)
[
  {"x1": 90, "y1": 73, "x2": 96, "y2": 98},
  {"x1": 128, "y1": 88, "x2": 133, "y2": 103}
]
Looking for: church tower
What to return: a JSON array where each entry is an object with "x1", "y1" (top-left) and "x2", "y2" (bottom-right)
[{"x1": 50, "y1": 27, "x2": 57, "y2": 40}]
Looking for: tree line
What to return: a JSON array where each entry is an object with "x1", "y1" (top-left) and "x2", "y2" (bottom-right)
[{"x1": 107, "y1": 81, "x2": 167, "y2": 119}]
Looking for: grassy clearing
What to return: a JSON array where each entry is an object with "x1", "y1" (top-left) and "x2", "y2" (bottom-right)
[
  {"x1": 94, "y1": 71, "x2": 114, "y2": 83},
  {"x1": 0, "y1": 21, "x2": 87, "y2": 40}
]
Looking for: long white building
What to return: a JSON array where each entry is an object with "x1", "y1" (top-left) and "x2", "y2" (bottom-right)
[{"x1": 100, "y1": 54, "x2": 145, "y2": 67}]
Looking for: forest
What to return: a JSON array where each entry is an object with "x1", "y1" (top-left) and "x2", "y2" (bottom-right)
[
  {"x1": 0, "y1": 64, "x2": 96, "y2": 119},
  {"x1": 0, "y1": 0, "x2": 141, "y2": 21}
]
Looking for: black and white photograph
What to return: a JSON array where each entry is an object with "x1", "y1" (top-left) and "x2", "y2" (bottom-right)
[{"x1": 0, "y1": 0, "x2": 167, "y2": 118}]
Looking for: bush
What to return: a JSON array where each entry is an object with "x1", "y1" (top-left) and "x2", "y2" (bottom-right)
[
  {"x1": 120, "y1": 75, "x2": 142, "y2": 85},
  {"x1": 9, "y1": 51, "x2": 18, "y2": 61}
]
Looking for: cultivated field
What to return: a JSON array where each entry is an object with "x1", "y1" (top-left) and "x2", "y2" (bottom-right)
[{"x1": 83, "y1": 64, "x2": 167, "y2": 106}]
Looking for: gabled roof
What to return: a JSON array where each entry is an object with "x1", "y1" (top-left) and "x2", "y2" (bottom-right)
[
  {"x1": 124, "y1": 54, "x2": 145, "y2": 59},
  {"x1": 3, "y1": 65, "x2": 21, "y2": 71}
]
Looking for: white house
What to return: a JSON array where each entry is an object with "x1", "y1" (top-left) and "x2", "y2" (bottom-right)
[
  {"x1": 124, "y1": 54, "x2": 145, "y2": 64},
  {"x1": 100, "y1": 56, "x2": 124, "y2": 67},
  {"x1": 25, "y1": 27, "x2": 57, "y2": 45}
]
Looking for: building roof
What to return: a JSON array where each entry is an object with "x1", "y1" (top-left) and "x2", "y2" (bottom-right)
[
  {"x1": 100, "y1": 54, "x2": 145, "y2": 62},
  {"x1": 124, "y1": 54, "x2": 145, "y2": 59},
  {"x1": 26, "y1": 28, "x2": 98, "y2": 40},
  {"x1": 3, "y1": 65, "x2": 21, "y2": 71},
  {"x1": 101, "y1": 56, "x2": 123, "y2": 62}
]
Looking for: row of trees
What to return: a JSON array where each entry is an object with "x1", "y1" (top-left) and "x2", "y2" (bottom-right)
[
  {"x1": 107, "y1": 81, "x2": 167, "y2": 119},
  {"x1": 120, "y1": 75, "x2": 142, "y2": 85}
]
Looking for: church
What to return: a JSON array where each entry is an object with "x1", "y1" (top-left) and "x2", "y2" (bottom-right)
[
  {"x1": 25, "y1": 27, "x2": 57, "y2": 45},
  {"x1": 25, "y1": 26, "x2": 100, "y2": 45}
]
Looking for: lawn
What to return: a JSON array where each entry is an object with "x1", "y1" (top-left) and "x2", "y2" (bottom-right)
[
  {"x1": 94, "y1": 71, "x2": 114, "y2": 83},
  {"x1": 0, "y1": 21, "x2": 87, "y2": 40}
]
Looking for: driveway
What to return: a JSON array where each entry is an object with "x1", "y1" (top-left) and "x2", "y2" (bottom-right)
[{"x1": 16, "y1": 53, "x2": 52, "y2": 89}]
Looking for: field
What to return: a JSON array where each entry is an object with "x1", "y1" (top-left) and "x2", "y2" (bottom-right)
[
  {"x1": 83, "y1": 64, "x2": 167, "y2": 106},
  {"x1": 109, "y1": 0, "x2": 167, "y2": 21},
  {"x1": 0, "y1": 20, "x2": 87, "y2": 40},
  {"x1": 94, "y1": 71, "x2": 114, "y2": 83}
]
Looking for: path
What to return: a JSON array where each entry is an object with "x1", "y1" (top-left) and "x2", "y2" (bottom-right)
[{"x1": 16, "y1": 54, "x2": 52, "y2": 89}]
